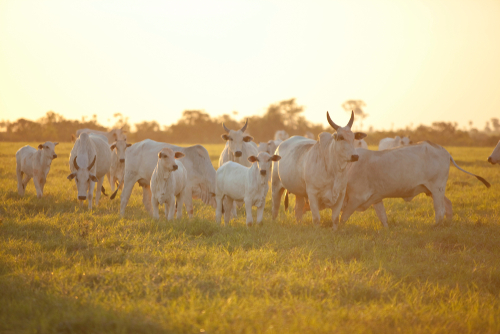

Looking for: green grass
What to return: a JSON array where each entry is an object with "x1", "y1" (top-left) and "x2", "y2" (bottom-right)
[{"x1": 1, "y1": 142, "x2": 499, "y2": 333}]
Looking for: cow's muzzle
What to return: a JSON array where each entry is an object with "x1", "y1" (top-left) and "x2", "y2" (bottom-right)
[
  {"x1": 78, "y1": 196, "x2": 86, "y2": 200},
  {"x1": 234, "y1": 151, "x2": 242, "y2": 157},
  {"x1": 350, "y1": 155, "x2": 359, "y2": 162},
  {"x1": 173, "y1": 165, "x2": 178, "y2": 171},
  {"x1": 488, "y1": 156, "x2": 496, "y2": 164},
  {"x1": 53, "y1": 154, "x2": 57, "y2": 159},
  {"x1": 120, "y1": 159, "x2": 125, "y2": 163},
  {"x1": 260, "y1": 170, "x2": 266, "y2": 176}
]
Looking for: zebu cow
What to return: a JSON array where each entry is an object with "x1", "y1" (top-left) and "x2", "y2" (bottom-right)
[
  {"x1": 272, "y1": 111, "x2": 367, "y2": 229},
  {"x1": 488, "y1": 140, "x2": 500, "y2": 164},
  {"x1": 257, "y1": 140, "x2": 279, "y2": 182},
  {"x1": 74, "y1": 127, "x2": 127, "y2": 144},
  {"x1": 120, "y1": 140, "x2": 216, "y2": 217},
  {"x1": 354, "y1": 139, "x2": 368, "y2": 149},
  {"x1": 68, "y1": 133, "x2": 112, "y2": 210},
  {"x1": 16, "y1": 141, "x2": 58, "y2": 198},
  {"x1": 274, "y1": 130, "x2": 289, "y2": 142},
  {"x1": 219, "y1": 119, "x2": 258, "y2": 168},
  {"x1": 378, "y1": 136, "x2": 411, "y2": 150},
  {"x1": 108, "y1": 139, "x2": 132, "y2": 197},
  {"x1": 216, "y1": 152, "x2": 281, "y2": 226},
  {"x1": 341, "y1": 141, "x2": 491, "y2": 227}
]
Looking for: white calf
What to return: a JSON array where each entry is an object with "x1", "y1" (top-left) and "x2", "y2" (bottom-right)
[
  {"x1": 108, "y1": 139, "x2": 132, "y2": 196},
  {"x1": 16, "y1": 141, "x2": 58, "y2": 198},
  {"x1": 150, "y1": 148, "x2": 192, "y2": 220},
  {"x1": 216, "y1": 152, "x2": 281, "y2": 226}
]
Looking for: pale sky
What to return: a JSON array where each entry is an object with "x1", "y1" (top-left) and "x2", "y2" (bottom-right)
[{"x1": 1, "y1": 0, "x2": 499, "y2": 131}]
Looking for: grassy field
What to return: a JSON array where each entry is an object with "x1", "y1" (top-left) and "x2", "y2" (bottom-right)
[{"x1": 1, "y1": 142, "x2": 500, "y2": 333}]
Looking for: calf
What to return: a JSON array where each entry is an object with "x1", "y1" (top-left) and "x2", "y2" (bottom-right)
[
  {"x1": 150, "y1": 148, "x2": 191, "y2": 220},
  {"x1": 16, "y1": 141, "x2": 58, "y2": 198},
  {"x1": 216, "y1": 152, "x2": 281, "y2": 226}
]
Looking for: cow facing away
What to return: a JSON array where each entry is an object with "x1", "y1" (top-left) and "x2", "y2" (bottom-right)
[
  {"x1": 378, "y1": 136, "x2": 411, "y2": 150},
  {"x1": 219, "y1": 119, "x2": 258, "y2": 168},
  {"x1": 216, "y1": 152, "x2": 281, "y2": 226},
  {"x1": 341, "y1": 141, "x2": 491, "y2": 228},
  {"x1": 488, "y1": 140, "x2": 500, "y2": 164},
  {"x1": 272, "y1": 111, "x2": 367, "y2": 229},
  {"x1": 150, "y1": 148, "x2": 191, "y2": 220},
  {"x1": 74, "y1": 127, "x2": 127, "y2": 144},
  {"x1": 68, "y1": 133, "x2": 112, "y2": 210},
  {"x1": 108, "y1": 139, "x2": 132, "y2": 197},
  {"x1": 120, "y1": 139, "x2": 216, "y2": 217},
  {"x1": 16, "y1": 141, "x2": 58, "y2": 198}
]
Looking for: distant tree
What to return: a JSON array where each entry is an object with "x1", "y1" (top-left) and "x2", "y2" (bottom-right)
[
  {"x1": 341, "y1": 100, "x2": 367, "y2": 130},
  {"x1": 491, "y1": 118, "x2": 500, "y2": 132}
]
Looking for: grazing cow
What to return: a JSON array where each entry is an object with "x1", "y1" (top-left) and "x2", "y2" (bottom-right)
[
  {"x1": 216, "y1": 152, "x2": 281, "y2": 226},
  {"x1": 16, "y1": 141, "x2": 58, "y2": 198},
  {"x1": 67, "y1": 133, "x2": 112, "y2": 210},
  {"x1": 74, "y1": 127, "x2": 127, "y2": 144},
  {"x1": 120, "y1": 139, "x2": 216, "y2": 217},
  {"x1": 354, "y1": 139, "x2": 368, "y2": 149},
  {"x1": 219, "y1": 119, "x2": 258, "y2": 168},
  {"x1": 378, "y1": 136, "x2": 411, "y2": 150},
  {"x1": 341, "y1": 141, "x2": 491, "y2": 227},
  {"x1": 150, "y1": 148, "x2": 191, "y2": 220},
  {"x1": 272, "y1": 111, "x2": 367, "y2": 229},
  {"x1": 274, "y1": 130, "x2": 289, "y2": 142},
  {"x1": 487, "y1": 140, "x2": 500, "y2": 164},
  {"x1": 108, "y1": 139, "x2": 132, "y2": 196}
]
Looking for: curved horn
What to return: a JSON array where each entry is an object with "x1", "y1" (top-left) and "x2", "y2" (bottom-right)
[
  {"x1": 326, "y1": 112, "x2": 340, "y2": 131},
  {"x1": 222, "y1": 123, "x2": 230, "y2": 133},
  {"x1": 73, "y1": 156, "x2": 80, "y2": 170},
  {"x1": 240, "y1": 118, "x2": 248, "y2": 133},
  {"x1": 88, "y1": 156, "x2": 96, "y2": 171},
  {"x1": 346, "y1": 110, "x2": 354, "y2": 129}
]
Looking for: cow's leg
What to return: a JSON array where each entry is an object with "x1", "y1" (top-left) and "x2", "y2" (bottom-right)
[
  {"x1": 94, "y1": 176, "x2": 105, "y2": 207},
  {"x1": 231, "y1": 201, "x2": 238, "y2": 218},
  {"x1": 22, "y1": 174, "x2": 31, "y2": 195},
  {"x1": 272, "y1": 187, "x2": 285, "y2": 219},
  {"x1": 330, "y1": 190, "x2": 347, "y2": 230},
  {"x1": 17, "y1": 168, "x2": 24, "y2": 195},
  {"x1": 87, "y1": 180, "x2": 95, "y2": 210},
  {"x1": 224, "y1": 197, "x2": 233, "y2": 225},
  {"x1": 444, "y1": 196, "x2": 453, "y2": 220},
  {"x1": 183, "y1": 187, "x2": 193, "y2": 219},
  {"x1": 33, "y1": 176, "x2": 43, "y2": 199},
  {"x1": 339, "y1": 199, "x2": 360, "y2": 227},
  {"x1": 256, "y1": 204, "x2": 265, "y2": 225},
  {"x1": 244, "y1": 198, "x2": 254, "y2": 227},
  {"x1": 176, "y1": 194, "x2": 184, "y2": 219},
  {"x1": 142, "y1": 185, "x2": 153, "y2": 215},
  {"x1": 307, "y1": 192, "x2": 321, "y2": 226},
  {"x1": 120, "y1": 173, "x2": 137, "y2": 217},
  {"x1": 166, "y1": 195, "x2": 176, "y2": 221},
  {"x1": 372, "y1": 201, "x2": 389, "y2": 228},
  {"x1": 152, "y1": 195, "x2": 160, "y2": 219},
  {"x1": 108, "y1": 172, "x2": 115, "y2": 193},
  {"x1": 431, "y1": 191, "x2": 446, "y2": 225},
  {"x1": 295, "y1": 195, "x2": 305, "y2": 223},
  {"x1": 215, "y1": 194, "x2": 224, "y2": 225}
]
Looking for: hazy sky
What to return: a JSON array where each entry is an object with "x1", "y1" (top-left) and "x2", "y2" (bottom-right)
[{"x1": 1, "y1": 0, "x2": 499, "y2": 131}]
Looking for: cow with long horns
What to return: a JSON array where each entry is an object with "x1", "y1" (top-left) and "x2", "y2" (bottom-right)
[
  {"x1": 271, "y1": 111, "x2": 367, "y2": 229},
  {"x1": 219, "y1": 119, "x2": 259, "y2": 168},
  {"x1": 67, "y1": 133, "x2": 112, "y2": 210}
]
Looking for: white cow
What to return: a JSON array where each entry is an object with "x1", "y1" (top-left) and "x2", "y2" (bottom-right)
[
  {"x1": 219, "y1": 119, "x2": 258, "y2": 168},
  {"x1": 67, "y1": 133, "x2": 112, "y2": 210},
  {"x1": 272, "y1": 111, "x2": 367, "y2": 229},
  {"x1": 150, "y1": 148, "x2": 191, "y2": 220},
  {"x1": 378, "y1": 136, "x2": 411, "y2": 150},
  {"x1": 120, "y1": 140, "x2": 216, "y2": 217},
  {"x1": 342, "y1": 141, "x2": 491, "y2": 227},
  {"x1": 354, "y1": 139, "x2": 368, "y2": 149},
  {"x1": 304, "y1": 131, "x2": 315, "y2": 139},
  {"x1": 257, "y1": 140, "x2": 280, "y2": 182},
  {"x1": 216, "y1": 151, "x2": 281, "y2": 226},
  {"x1": 16, "y1": 141, "x2": 58, "y2": 198},
  {"x1": 74, "y1": 127, "x2": 127, "y2": 144},
  {"x1": 108, "y1": 139, "x2": 132, "y2": 198},
  {"x1": 274, "y1": 130, "x2": 289, "y2": 142},
  {"x1": 488, "y1": 140, "x2": 500, "y2": 164}
]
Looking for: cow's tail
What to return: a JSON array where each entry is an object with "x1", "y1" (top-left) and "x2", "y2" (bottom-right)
[
  {"x1": 221, "y1": 195, "x2": 225, "y2": 214},
  {"x1": 284, "y1": 190, "x2": 289, "y2": 211},
  {"x1": 450, "y1": 156, "x2": 491, "y2": 188},
  {"x1": 110, "y1": 189, "x2": 118, "y2": 200},
  {"x1": 101, "y1": 186, "x2": 108, "y2": 196}
]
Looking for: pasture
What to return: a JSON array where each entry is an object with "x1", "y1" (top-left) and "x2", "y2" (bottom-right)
[{"x1": 1, "y1": 142, "x2": 499, "y2": 333}]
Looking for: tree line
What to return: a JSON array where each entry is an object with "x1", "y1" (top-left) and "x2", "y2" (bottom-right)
[{"x1": 1, "y1": 98, "x2": 498, "y2": 147}]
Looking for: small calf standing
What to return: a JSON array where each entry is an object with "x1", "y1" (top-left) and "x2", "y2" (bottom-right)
[
  {"x1": 150, "y1": 148, "x2": 192, "y2": 220},
  {"x1": 215, "y1": 152, "x2": 281, "y2": 226},
  {"x1": 16, "y1": 142, "x2": 59, "y2": 198}
]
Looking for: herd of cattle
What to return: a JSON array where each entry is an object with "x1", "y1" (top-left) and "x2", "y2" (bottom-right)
[{"x1": 15, "y1": 112, "x2": 498, "y2": 229}]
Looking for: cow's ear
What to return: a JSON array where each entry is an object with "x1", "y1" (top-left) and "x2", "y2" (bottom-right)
[
  {"x1": 354, "y1": 132, "x2": 367, "y2": 140},
  {"x1": 243, "y1": 136, "x2": 253, "y2": 142},
  {"x1": 90, "y1": 175, "x2": 99, "y2": 182},
  {"x1": 174, "y1": 152, "x2": 185, "y2": 159},
  {"x1": 126, "y1": 143, "x2": 132, "y2": 147},
  {"x1": 67, "y1": 173, "x2": 76, "y2": 181},
  {"x1": 333, "y1": 133, "x2": 338, "y2": 141},
  {"x1": 248, "y1": 156, "x2": 258, "y2": 163},
  {"x1": 158, "y1": 152, "x2": 162, "y2": 158},
  {"x1": 221, "y1": 134, "x2": 230, "y2": 141},
  {"x1": 110, "y1": 142, "x2": 117, "y2": 150},
  {"x1": 38, "y1": 144, "x2": 43, "y2": 149},
  {"x1": 270, "y1": 155, "x2": 281, "y2": 162}
]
